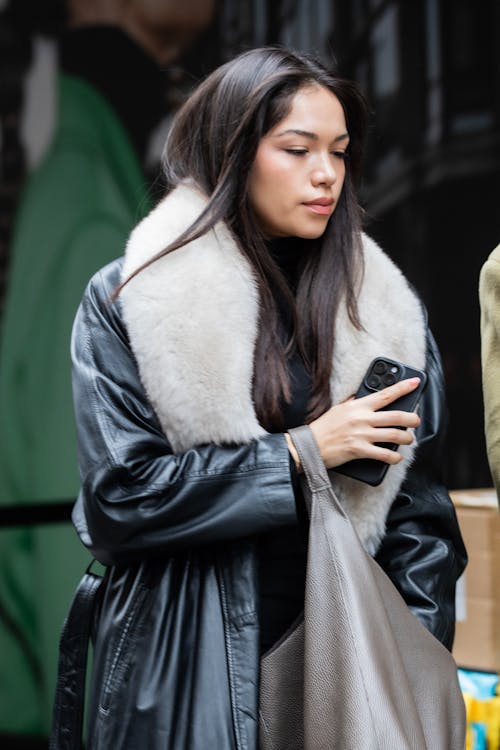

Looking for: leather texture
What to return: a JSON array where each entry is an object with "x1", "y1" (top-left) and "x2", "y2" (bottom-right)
[
  {"x1": 51, "y1": 260, "x2": 467, "y2": 749},
  {"x1": 259, "y1": 425, "x2": 466, "y2": 750},
  {"x1": 50, "y1": 568, "x2": 104, "y2": 750}
]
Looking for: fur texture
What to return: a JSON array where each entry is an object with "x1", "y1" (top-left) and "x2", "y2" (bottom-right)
[{"x1": 121, "y1": 183, "x2": 426, "y2": 553}]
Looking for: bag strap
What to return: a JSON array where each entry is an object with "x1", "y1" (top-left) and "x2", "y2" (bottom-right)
[
  {"x1": 49, "y1": 564, "x2": 104, "y2": 750},
  {"x1": 288, "y1": 425, "x2": 349, "y2": 518},
  {"x1": 288, "y1": 425, "x2": 330, "y2": 492}
]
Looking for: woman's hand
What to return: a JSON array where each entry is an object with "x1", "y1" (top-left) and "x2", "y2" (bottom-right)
[{"x1": 285, "y1": 377, "x2": 421, "y2": 471}]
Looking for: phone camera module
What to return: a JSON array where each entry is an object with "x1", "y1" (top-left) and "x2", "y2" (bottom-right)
[
  {"x1": 367, "y1": 374, "x2": 381, "y2": 389},
  {"x1": 373, "y1": 361, "x2": 387, "y2": 375},
  {"x1": 382, "y1": 373, "x2": 397, "y2": 386}
]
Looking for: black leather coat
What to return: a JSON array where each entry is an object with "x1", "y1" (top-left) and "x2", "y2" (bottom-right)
[{"x1": 69, "y1": 260, "x2": 466, "y2": 750}]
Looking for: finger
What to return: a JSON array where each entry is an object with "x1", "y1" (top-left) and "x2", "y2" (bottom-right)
[
  {"x1": 362, "y1": 377, "x2": 421, "y2": 409},
  {"x1": 371, "y1": 410, "x2": 421, "y2": 429},
  {"x1": 367, "y1": 428, "x2": 414, "y2": 446},
  {"x1": 363, "y1": 445, "x2": 405, "y2": 465}
]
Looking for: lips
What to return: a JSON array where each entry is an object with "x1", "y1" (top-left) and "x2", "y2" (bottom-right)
[
  {"x1": 303, "y1": 197, "x2": 334, "y2": 206},
  {"x1": 303, "y1": 197, "x2": 335, "y2": 215}
]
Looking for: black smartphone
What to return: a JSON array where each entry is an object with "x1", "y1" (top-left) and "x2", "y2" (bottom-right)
[{"x1": 333, "y1": 357, "x2": 428, "y2": 487}]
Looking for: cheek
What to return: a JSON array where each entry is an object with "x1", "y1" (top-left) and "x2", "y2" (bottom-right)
[
  {"x1": 338, "y1": 163, "x2": 347, "y2": 190},
  {"x1": 249, "y1": 147, "x2": 295, "y2": 196},
  {"x1": 248, "y1": 162, "x2": 281, "y2": 223},
  {"x1": 252, "y1": 159, "x2": 284, "y2": 194}
]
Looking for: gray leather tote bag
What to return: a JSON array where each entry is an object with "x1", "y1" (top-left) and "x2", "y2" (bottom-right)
[{"x1": 259, "y1": 425, "x2": 465, "y2": 750}]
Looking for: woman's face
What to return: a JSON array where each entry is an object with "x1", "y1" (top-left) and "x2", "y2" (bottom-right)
[{"x1": 247, "y1": 85, "x2": 349, "y2": 239}]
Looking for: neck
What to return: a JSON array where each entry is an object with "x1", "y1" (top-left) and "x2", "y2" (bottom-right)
[{"x1": 266, "y1": 236, "x2": 315, "y2": 290}]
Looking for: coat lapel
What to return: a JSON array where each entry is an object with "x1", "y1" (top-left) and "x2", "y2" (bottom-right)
[
  {"x1": 121, "y1": 184, "x2": 266, "y2": 453},
  {"x1": 121, "y1": 183, "x2": 426, "y2": 552},
  {"x1": 329, "y1": 235, "x2": 426, "y2": 551}
]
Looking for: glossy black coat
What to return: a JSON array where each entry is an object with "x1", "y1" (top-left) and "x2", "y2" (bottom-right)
[{"x1": 70, "y1": 260, "x2": 466, "y2": 750}]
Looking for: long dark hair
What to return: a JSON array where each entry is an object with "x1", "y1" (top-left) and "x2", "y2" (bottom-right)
[{"x1": 118, "y1": 46, "x2": 368, "y2": 429}]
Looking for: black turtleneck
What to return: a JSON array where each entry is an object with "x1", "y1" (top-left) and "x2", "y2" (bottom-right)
[
  {"x1": 266, "y1": 235, "x2": 307, "y2": 291},
  {"x1": 59, "y1": 26, "x2": 167, "y2": 165},
  {"x1": 258, "y1": 236, "x2": 314, "y2": 655},
  {"x1": 266, "y1": 235, "x2": 313, "y2": 430}
]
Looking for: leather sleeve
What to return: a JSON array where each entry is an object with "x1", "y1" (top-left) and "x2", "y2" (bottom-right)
[
  {"x1": 71, "y1": 263, "x2": 297, "y2": 566},
  {"x1": 375, "y1": 329, "x2": 467, "y2": 650}
]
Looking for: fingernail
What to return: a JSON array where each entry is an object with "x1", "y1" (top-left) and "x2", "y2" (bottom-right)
[{"x1": 409, "y1": 377, "x2": 420, "y2": 385}]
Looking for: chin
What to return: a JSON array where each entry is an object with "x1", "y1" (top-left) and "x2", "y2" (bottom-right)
[
  {"x1": 293, "y1": 226, "x2": 328, "y2": 240},
  {"x1": 266, "y1": 221, "x2": 329, "y2": 240}
]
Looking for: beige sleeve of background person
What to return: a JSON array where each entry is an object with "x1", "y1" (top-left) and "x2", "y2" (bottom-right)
[{"x1": 479, "y1": 243, "x2": 500, "y2": 501}]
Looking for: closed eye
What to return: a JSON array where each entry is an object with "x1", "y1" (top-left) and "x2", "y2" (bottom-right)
[
  {"x1": 284, "y1": 148, "x2": 308, "y2": 156},
  {"x1": 332, "y1": 151, "x2": 347, "y2": 159}
]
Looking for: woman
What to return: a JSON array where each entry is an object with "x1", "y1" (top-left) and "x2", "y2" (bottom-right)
[{"x1": 58, "y1": 47, "x2": 466, "y2": 749}]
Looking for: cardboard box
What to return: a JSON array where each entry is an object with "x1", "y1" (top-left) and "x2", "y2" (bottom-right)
[{"x1": 450, "y1": 488, "x2": 500, "y2": 672}]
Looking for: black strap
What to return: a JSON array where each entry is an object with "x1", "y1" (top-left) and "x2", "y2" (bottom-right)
[{"x1": 49, "y1": 566, "x2": 103, "y2": 750}]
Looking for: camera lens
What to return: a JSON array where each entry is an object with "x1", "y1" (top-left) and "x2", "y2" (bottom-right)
[
  {"x1": 383, "y1": 373, "x2": 396, "y2": 386},
  {"x1": 367, "y1": 374, "x2": 381, "y2": 389},
  {"x1": 373, "y1": 361, "x2": 387, "y2": 375}
]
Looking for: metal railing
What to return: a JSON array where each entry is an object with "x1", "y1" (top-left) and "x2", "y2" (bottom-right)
[{"x1": 0, "y1": 502, "x2": 73, "y2": 527}]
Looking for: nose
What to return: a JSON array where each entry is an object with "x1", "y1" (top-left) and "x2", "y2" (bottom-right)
[{"x1": 310, "y1": 154, "x2": 336, "y2": 187}]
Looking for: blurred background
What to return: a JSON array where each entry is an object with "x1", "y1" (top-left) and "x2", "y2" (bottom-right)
[{"x1": 0, "y1": 0, "x2": 499, "y2": 746}]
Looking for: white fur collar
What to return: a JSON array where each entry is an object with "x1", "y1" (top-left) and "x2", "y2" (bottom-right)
[{"x1": 121, "y1": 183, "x2": 426, "y2": 553}]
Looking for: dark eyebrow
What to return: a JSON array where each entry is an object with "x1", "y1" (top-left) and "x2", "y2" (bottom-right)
[{"x1": 274, "y1": 128, "x2": 350, "y2": 143}]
